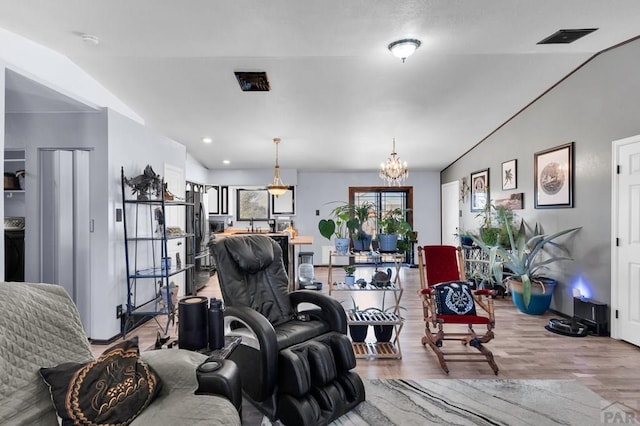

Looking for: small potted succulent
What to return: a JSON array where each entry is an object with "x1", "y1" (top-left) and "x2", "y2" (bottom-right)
[
  {"x1": 343, "y1": 265, "x2": 357, "y2": 286},
  {"x1": 342, "y1": 297, "x2": 369, "y2": 343}
]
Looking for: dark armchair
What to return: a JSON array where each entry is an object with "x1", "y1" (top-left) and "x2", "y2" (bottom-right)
[{"x1": 212, "y1": 234, "x2": 365, "y2": 425}]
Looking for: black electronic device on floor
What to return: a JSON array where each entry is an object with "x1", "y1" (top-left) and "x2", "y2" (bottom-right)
[
  {"x1": 545, "y1": 318, "x2": 588, "y2": 337},
  {"x1": 573, "y1": 297, "x2": 609, "y2": 336}
]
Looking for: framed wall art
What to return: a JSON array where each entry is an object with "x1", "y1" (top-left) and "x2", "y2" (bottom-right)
[
  {"x1": 207, "y1": 185, "x2": 220, "y2": 214},
  {"x1": 220, "y1": 186, "x2": 229, "y2": 214},
  {"x1": 501, "y1": 159, "x2": 517, "y2": 190},
  {"x1": 534, "y1": 142, "x2": 574, "y2": 209},
  {"x1": 271, "y1": 186, "x2": 295, "y2": 215},
  {"x1": 236, "y1": 188, "x2": 269, "y2": 220},
  {"x1": 495, "y1": 193, "x2": 524, "y2": 210},
  {"x1": 470, "y1": 168, "x2": 489, "y2": 212}
]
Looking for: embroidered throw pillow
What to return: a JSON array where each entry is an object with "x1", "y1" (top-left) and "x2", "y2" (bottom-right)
[
  {"x1": 434, "y1": 281, "x2": 477, "y2": 316},
  {"x1": 39, "y1": 337, "x2": 162, "y2": 425}
]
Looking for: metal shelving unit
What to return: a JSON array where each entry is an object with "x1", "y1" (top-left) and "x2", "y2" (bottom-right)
[{"x1": 120, "y1": 167, "x2": 195, "y2": 337}]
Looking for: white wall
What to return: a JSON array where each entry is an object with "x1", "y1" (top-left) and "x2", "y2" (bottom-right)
[
  {"x1": 107, "y1": 109, "x2": 187, "y2": 340},
  {"x1": 0, "y1": 28, "x2": 141, "y2": 123},
  {"x1": 5, "y1": 108, "x2": 188, "y2": 341},
  {"x1": 297, "y1": 170, "x2": 441, "y2": 264},
  {"x1": 5, "y1": 111, "x2": 108, "y2": 336},
  {"x1": 209, "y1": 168, "x2": 298, "y2": 187},
  {"x1": 206, "y1": 167, "x2": 441, "y2": 264},
  {"x1": 441, "y1": 38, "x2": 640, "y2": 315},
  {"x1": 5, "y1": 110, "x2": 107, "y2": 278},
  {"x1": 185, "y1": 152, "x2": 209, "y2": 184}
]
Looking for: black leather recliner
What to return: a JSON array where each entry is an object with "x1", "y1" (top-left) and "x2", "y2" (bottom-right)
[{"x1": 212, "y1": 234, "x2": 365, "y2": 425}]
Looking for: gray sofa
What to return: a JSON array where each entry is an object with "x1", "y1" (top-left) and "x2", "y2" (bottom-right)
[{"x1": 0, "y1": 281, "x2": 241, "y2": 425}]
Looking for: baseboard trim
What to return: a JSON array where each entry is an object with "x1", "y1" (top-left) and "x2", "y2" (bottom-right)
[{"x1": 89, "y1": 316, "x2": 152, "y2": 345}]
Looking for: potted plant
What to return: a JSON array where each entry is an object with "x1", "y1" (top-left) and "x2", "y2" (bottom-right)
[
  {"x1": 473, "y1": 200, "x2": 514, "y2": 247},
  {"x1": 344, "y1": 265, "x2": 356, "y2": 286},
  {"x1": 351, "y1": 201, "x2": 376, "y2": 251},
  {"x1": 471, "y1": 211, "x2": 581, "y2": 315},
  {"x1": 318, "y1": 201, "x2": 375, "y2": 253},
  {"x1": 342, "y1": 297, "x2": 369, "y2": 343},
  {"x1": 377, "y1": 208, "x2": 412, "y2": 252},
  {"x1": 364, "y1": 294, "x2": 405, "y2": 343},
  {"x1": 318, "y1": 202, "x2": 356, "y2": 253}
]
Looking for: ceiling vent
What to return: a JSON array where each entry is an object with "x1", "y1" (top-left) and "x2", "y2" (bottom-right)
[
  {"x1": 234, "y1": 72, "x2": 271, "y2": 92},
  {"x1": 537, "y1": 28, "x2": 598, "y2": 44}
]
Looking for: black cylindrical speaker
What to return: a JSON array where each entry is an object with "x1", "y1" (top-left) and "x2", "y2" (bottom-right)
[
  {"x1": 208, "y1": 298, "x2": 225, "y2": 350},
  {"x1": 178, "y1": 296, "x2": 208, "y2": 350}
]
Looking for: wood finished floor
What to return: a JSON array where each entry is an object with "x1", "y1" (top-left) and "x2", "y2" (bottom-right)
[{"x1": 92, "y1": 266, "x2": 640, "y2": 412}]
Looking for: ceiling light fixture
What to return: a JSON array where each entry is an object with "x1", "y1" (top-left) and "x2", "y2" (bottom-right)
[
  {"x1": 379, "y1": 138, "x2": 408, "y2": 185},
  {"x1": 202, "y1": 137, "x2": 212, "y2": 144},
  {"x1": 266, "y1": 138, "x2": 288, "y2": 197},
  {"x1": 388, "y1": 38, "x2": 421, "y2": 62}
]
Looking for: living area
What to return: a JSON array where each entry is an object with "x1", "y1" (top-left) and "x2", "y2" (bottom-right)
[{"x1": 3, "y1": 2, "x2": 640, "y2": 425}]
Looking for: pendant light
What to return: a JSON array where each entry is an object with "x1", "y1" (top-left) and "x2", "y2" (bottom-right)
[{"x1": 266, "y1": 138, "x2": 288, "y2": 196}]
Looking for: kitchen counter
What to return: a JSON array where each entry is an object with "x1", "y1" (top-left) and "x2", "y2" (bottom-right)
[{"x1": 216, "y1": 228, "x2": 312, "y2": 245}]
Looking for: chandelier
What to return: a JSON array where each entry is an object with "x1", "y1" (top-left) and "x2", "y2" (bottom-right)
[
  {"x1": 379, "y1": 138, "x2": 408, "y2": 186},
  {"x1": 266, "y1": 137, "x2": 288, "y2": 197}
]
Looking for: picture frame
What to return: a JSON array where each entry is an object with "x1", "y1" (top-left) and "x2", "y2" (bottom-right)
[
  {"x1": 470, "y1": 169, "x2": 489, "y2": 212},
  {"x1": 271, "y1": 186, "x2": 295, "y2": 215},
  {"x1": 534, "y1": 142, "x2": 574, "y2": 209},
  {"x1": 501, "y1": 159, "x2": 517, "y2": 190},
  {"x1": 495, "y1": 193, "x2": 524, "y2": 210},
  {"x1": 206, "y1": 185, "x2": 219, "y2": 214},
  {"x1": 220, "y1": 186, "x2": 229, "y2": 214},
  {"x1": 236, "y1": 189, "x2": 269, "y2": 220}
]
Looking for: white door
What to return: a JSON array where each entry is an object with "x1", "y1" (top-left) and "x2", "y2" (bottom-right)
[
  {"x1": 612, "y1": 135, "x2": 640, "y2": 346},
  {"x1": 39, "y1": 149, "x2": 91, "y2": 334},
  {"x1": 441, "y1": 180, "x2": 460, "y2": 246}
]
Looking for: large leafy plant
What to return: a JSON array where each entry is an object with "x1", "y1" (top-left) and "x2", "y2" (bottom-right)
[
  {"x1": 378, "y1": 208, "x2": 412, "y2": 236},
  {"x1": 471, "y1": 211, "x2": 581, "y2": 308},
  {"x1": 351, "y1": 201, "x2": 376, "y2": 241},
  {"x1": 318, "y1": 201, "x2": 375, "y2": 240},
  {"x1": 472, "y1": 201, "x2": 514, "y2": 246}
]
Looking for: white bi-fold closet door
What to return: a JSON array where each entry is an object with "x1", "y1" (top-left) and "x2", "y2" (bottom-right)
[{"x1": 39, "y1": 148, "x2": 91, "y2": 334}]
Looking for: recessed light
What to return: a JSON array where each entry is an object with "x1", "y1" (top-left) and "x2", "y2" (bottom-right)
[
  {"x1": 223, "y1": 160, "x2": 230, "y2": 165},
  {"x1": 202, "y1": 137, "x2": 212, "y2": 144}
]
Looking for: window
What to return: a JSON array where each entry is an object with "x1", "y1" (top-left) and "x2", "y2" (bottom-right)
[{"x1": 349, "y1": 186, "x2": 413, "y2": 239}]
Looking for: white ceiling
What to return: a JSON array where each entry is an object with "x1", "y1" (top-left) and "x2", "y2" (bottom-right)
[{"x1": 1, "y1": 1, "x2": 639, "y2": 172}]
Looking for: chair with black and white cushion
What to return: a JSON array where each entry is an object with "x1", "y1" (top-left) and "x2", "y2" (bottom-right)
[{"x1": 417, "y1": 245, "x2": 499, "y2": 374}]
